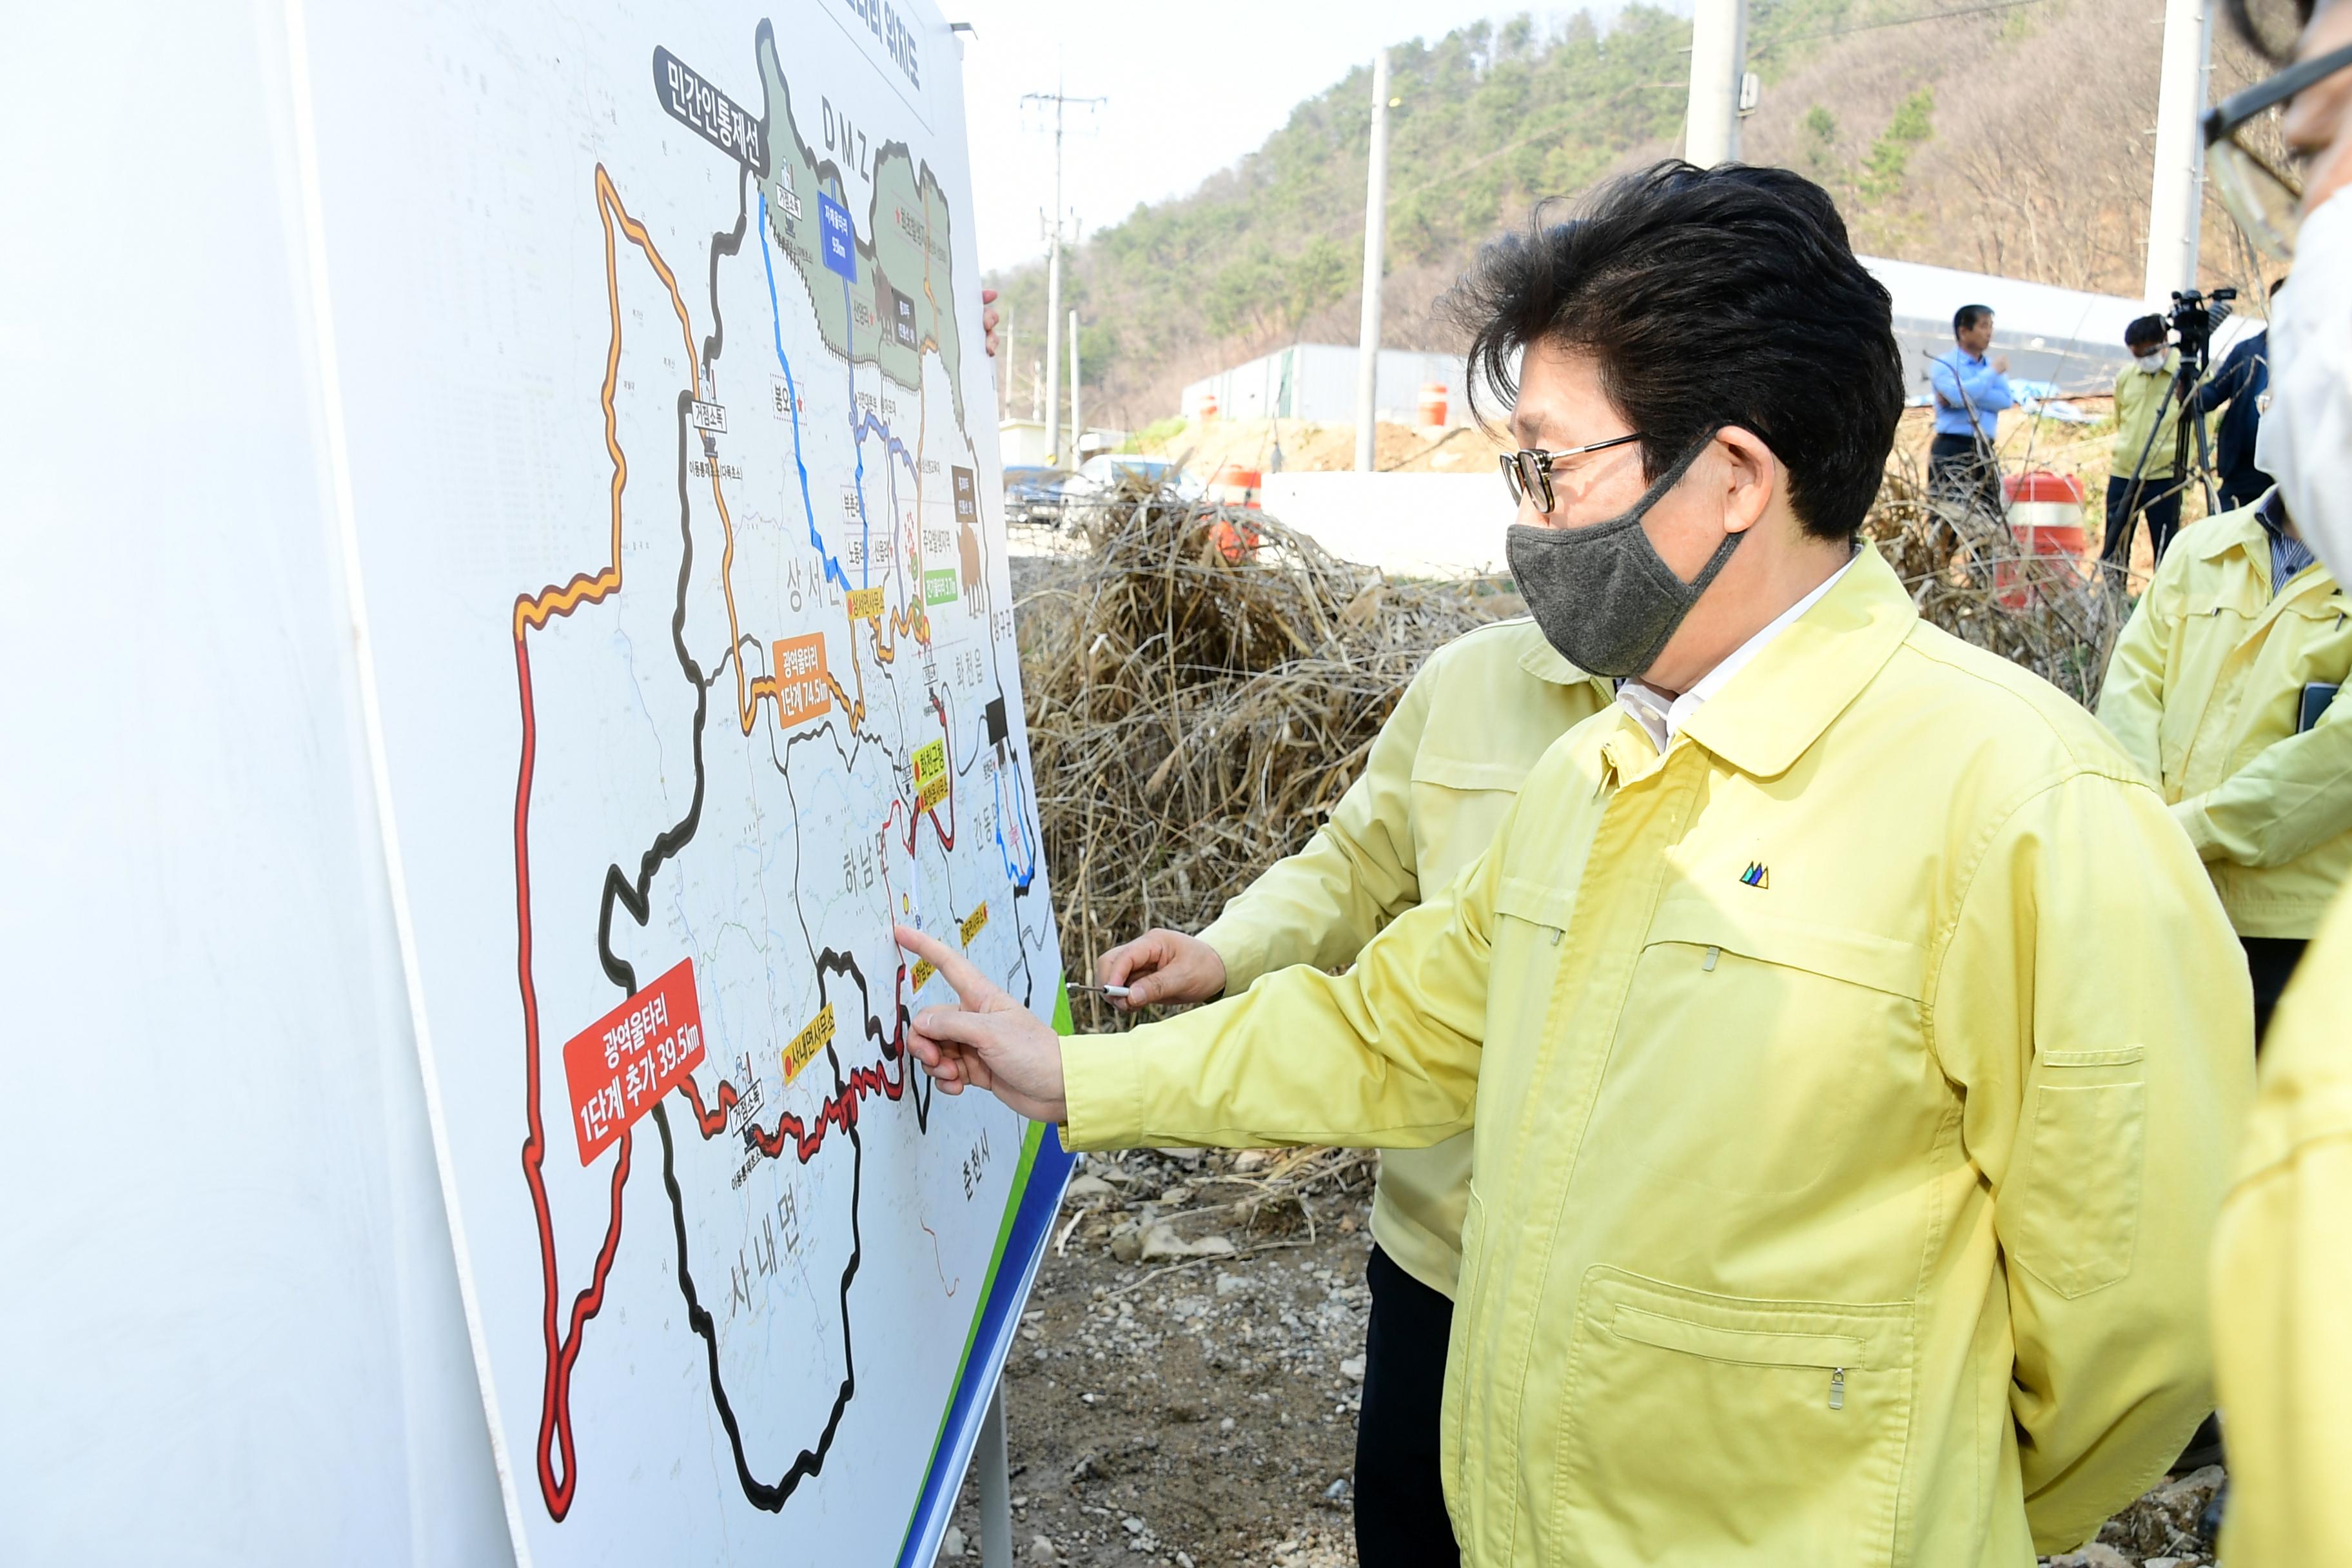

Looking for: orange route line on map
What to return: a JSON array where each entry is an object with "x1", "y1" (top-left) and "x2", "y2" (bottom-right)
[{"x1": 509, "y1": 166, "x2": 833, "y2": 741}]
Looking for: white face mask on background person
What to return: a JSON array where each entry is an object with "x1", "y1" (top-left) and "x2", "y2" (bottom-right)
[
  {"x1": 2134, "y1": 350, "x2": 2170, "y2": 371},
  {"x1": 2254, "y1": 191, "x2": 2352, "y2": 578}
]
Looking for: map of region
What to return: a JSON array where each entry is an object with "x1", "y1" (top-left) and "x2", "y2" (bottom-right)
[{"x1": 309, "y1": 5, "x2": 1069, "y2": 1564}]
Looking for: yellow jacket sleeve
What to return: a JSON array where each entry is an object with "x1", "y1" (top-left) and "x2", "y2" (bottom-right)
[
  {"x1": 2176, "y1": 691, "x2": 2352, "y2": 867},
  {"x1": 2212, "y1": 887, "x2": 2352, "y2": 1567},
  {"x1": 1198, "y1": 663, "x2": 1431, "y2": 991},
  {"x1": 1930, "y1": 768, "x2": 2253, "y2": 1553},
  {"x1": 2095, "y1": 551, "x2": 2184, "y2": 782},
  {"x1": 1062, "y1": 830, "x2": 1507, "y2": 1152}
]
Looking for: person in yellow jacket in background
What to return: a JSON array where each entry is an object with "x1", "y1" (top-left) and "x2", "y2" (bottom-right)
[
  {"x1": 2102, "y1": 316, "x2": 2190, "y2": 565},
  {"x1": 2097, "y1": 488, "x2": 2352, "y2": 1039},
  {"x1": 2201, "y1": 0, "x2": 2352, "y2": 1558},
  {"x1": 898, "y1": 162, "x2": 2253, "y2": 1566},
  {"x1": 1093, "y1": 624, "x2": 1611, "y2": 1567}
]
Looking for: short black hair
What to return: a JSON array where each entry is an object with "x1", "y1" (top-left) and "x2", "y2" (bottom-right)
[
  {"x1": 1449, "y1": 161, "x2": 1902, "y2": 540},
  {"x1": 1954, "y1": 304, "x2": 1994, "y2": 337},
  {"x1": 2126, "y1": 313, "x2": 2168, "y2": 349}
]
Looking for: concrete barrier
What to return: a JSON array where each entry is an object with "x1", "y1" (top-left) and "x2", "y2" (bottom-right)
[{"x1": 1259, "y1": 472, "x2": 1514, "y2": 579}]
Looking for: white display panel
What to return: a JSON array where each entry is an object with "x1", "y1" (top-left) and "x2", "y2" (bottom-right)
[{"x1": 1, "y1": 5, "x2": 1067, "y2": 1565}]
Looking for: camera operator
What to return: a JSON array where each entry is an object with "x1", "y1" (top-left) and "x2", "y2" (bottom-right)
[
  {"x1": 2198, "y1": 0, "x2": 2352, "y2": 1559},
  {"x1": 2190, "y1": 278, "x2": 2284, "y2": 510},
  {"x1": 2101, "y1": 315, "x2": 2189, "y2": 564}
]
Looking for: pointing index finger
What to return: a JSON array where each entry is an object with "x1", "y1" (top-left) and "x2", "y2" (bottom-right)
[{"x1": 894, "y1": 923, "x2": 1002, "y2": 1012}]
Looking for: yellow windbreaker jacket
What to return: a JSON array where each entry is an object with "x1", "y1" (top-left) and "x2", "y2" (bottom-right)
[
  {"x1": 1064, "y1": 548, "x2": 2252, "y2": 1565},
  {"x1": 2111, "y1": 349, "x2": 2185, "y2": 482},
  {"x1": 2213, "y1": 882, "x2": 2352, "y2": 1567},
  {"x1": 2099, "y1": 500, "x2": 2352, "y2": 938},
  {"x1": 1200, "y1": 619, "x2": 1613, "y2": 1298}
]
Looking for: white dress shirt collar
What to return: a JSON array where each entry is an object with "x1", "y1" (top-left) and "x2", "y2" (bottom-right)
[{"x1": 1618, "y1": 553, "x2": 1858, "y2": 753}]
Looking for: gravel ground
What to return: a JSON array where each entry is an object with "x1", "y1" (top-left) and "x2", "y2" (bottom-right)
[{"x1": 934, "y1": 1149, "x2": 1375, "y2": 1567}]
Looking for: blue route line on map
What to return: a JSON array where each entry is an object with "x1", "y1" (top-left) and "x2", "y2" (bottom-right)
[
  {"x1": 759, "y1": 191, "x2": 852, "y2": 596},
  {"x1": 992, "y1": 761, "x2": 1037, "y2": 890},
  {"x1": 836, "y1": 273, "x2": 922, "y2": 594},
  {"x1": 854, "y1": 400, "x2": 919, "y2": 477},
  {"x1": 840, "y1": 273, "x2": 875, "y2": 589}
]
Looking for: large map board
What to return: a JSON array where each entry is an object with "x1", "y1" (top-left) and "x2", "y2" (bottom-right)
[{"x1": 301, "y1": 5, "x2": 1069, "y2": 1562}]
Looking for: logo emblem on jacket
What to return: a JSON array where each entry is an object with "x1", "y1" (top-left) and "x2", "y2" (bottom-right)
[{"x1": 1739, "y1": 861, "x2": 1770, "y2": 889}]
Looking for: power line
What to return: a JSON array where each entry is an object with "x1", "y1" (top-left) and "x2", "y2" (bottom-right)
[{"x1": 1759, "y1": 0, "x2": 2050, "y2": 49}]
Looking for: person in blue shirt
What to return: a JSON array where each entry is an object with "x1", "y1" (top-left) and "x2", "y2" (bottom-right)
[
  {"x1": 2190, "y1": 277, "x2": 2282, "y2": 511},
  {"x1": 1927, "y1": 304, "x2": 2016, "y2": 524}
]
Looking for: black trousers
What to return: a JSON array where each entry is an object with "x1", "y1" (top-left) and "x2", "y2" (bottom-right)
[
  {"x1": 2103, "y1": 475, "x2": 2184, "y2": 565},
  {"x1": 2175, "y1": 932, "x2": 2309, "y2": 1481},
  {"x1": 2218, "y1": 473, "x2": 2271, "y2": 513},
  {"x1": 1357, "y1": 1245, "x2": 1460, "y2": 1568},
  {"x1": 1927, "y1": 433, "x2": 2003, "y2": 522},
  {"x1": 2244, "y1": 936, "x2": 2307, "y2": 1049}
]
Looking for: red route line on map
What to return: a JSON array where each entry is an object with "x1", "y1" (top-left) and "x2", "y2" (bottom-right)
[
  {"x1": 678, "y1": 997, "x2": 914, "y2": 1164},
  {"x1": 510, "y1": 163, "x2": 930, "y2": 1523}
]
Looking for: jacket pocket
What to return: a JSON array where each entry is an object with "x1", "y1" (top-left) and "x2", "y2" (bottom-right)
[
  {"x1": 1614, "y1": 897, "x2": 1930, "y2": 1197},
  {"x1": 2004, "y1": 1046, "x2": 2148, "y2": 1297},
  {"x1": 1556, "y1": 1268, "x2": 1915, "y2": 1567},
  {"x1": 1482, "y1": 878, "x2": 1577, "y2": 1094}
]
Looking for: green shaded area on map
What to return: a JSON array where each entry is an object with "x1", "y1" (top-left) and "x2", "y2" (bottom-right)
[{"x1": 755, "y1": 22, "x2": 965, "y2": 429}]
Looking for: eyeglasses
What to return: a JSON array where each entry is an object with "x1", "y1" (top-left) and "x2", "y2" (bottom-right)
[
  {"x1": 2202, "y1": 39, "x2": 2352, "y2": 260},
  {"x1": 1498, "y1": 432, "x2": 1646, "y2": 514}
]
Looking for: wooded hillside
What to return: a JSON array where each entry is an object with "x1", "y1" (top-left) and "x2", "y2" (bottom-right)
[{"x1": 986, "y1": 0, "x2": 2275, "y2": 433}]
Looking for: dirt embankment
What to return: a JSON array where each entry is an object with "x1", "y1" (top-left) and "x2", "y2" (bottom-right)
[{"x1": 1133, "y1": 418, "x2": 1510, "y2": 479}]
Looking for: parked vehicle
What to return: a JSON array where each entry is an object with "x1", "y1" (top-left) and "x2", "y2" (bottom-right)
[
  {"x1": 1002, "y1": 466, "x2": 1071, "y2": 528},
  {"x1": 1066, "y1": 455, "x2": 1202, "y2": 502}
]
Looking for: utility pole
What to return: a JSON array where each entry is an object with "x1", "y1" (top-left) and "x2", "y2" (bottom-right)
[
  {"x1": 1068, "y1": 309, "x2": 1083, "y2": 460},
  {"x1": 2145, "y1": 0, "x2": 2215, "y2": 301},
  {"x1": 999, "y1": 317, "x2": 1014, "y2": 423},
  {"x1": 1684, "y1": 0, "x2": 1749, "y2": 166},
  {"x1": 1354, "y1": 48, "x2": 1391, "y2": 474},
  {"x1": 1044, "y1": 215, "x2": 1061, "y2": 464},
  {"x1": 1021, "y1": 86, "x2": 1104, "y2": 467}
]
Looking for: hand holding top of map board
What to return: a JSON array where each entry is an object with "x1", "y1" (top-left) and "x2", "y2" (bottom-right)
[{"x1": 896, "y1": 924, "x2": 1067, "y2": 1124}]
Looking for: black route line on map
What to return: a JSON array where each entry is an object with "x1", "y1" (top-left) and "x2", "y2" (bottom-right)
[
  {"x1": 701, "y1": 165, "x2": 749, "y2": 377},
  {"x1": 652, "y1": 1088, "x2": 863, "y2": 1512},
  {"x1": 582, "y1": 46, "x2": 1054, "y2": 1513},
  {"x1": 595, "y1": 390, "x2": 710, "y2": 995},
  {"x1": 593, "y1": 188, "x2": 912, "y2": 1514}
]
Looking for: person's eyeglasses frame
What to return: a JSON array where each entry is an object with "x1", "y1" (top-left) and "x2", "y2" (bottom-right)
[
  {"x1": 2201, "y1": 39, "x2": 2352, "y2": 257},
  {"x1": 1499, "y1": 431, "x2": 1648, "y2": 514}
]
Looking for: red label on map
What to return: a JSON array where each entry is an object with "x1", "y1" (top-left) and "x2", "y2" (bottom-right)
[{"x1": 562, "y1": 957, "x2": 706, "y2": 1166}]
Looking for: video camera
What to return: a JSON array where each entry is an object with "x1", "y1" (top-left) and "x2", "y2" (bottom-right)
[{"x1": 2168, "y1": 287, "x2": 2238, "y2": 377}]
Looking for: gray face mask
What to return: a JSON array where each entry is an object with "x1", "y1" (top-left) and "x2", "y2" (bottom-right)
[{"x1": 1505, "y1": 433, "x2": 1740, "y2": 679}]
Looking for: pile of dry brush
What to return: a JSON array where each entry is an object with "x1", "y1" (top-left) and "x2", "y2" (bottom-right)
[
  {"x1": 1018, "y1": 466, "x2": 2138, "y2": 1029},
  {"x1": 1015, "y1": 482, "x2": 1516, "y2": 1028},
  {"x1": 1867, "y1": 455, "x2": 2137, "y2": 709}
]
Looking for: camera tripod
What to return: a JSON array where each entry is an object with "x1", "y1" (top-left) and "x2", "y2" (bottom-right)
[{"x1": 2106, "y1": 288, "x2": 2236, "y2": 570}]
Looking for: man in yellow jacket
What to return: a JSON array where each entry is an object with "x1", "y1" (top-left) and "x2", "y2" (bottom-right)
[
  {"x1": 2102, "y1": 316, "x2": 2190, "y2": 565},
  {"x1": 901, "y1": 163, "x2": 2251, "y2": 1565},
  {"x1": 1093, "y1": 623, "x2": 1611, "y2": 1565},
  {"x1": 2201, "y1": 2, "x2": 2352, "y2": 1559},
  {"x1": 2098, "y1": 490, "x2": 2352, "y2": 1037}
]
